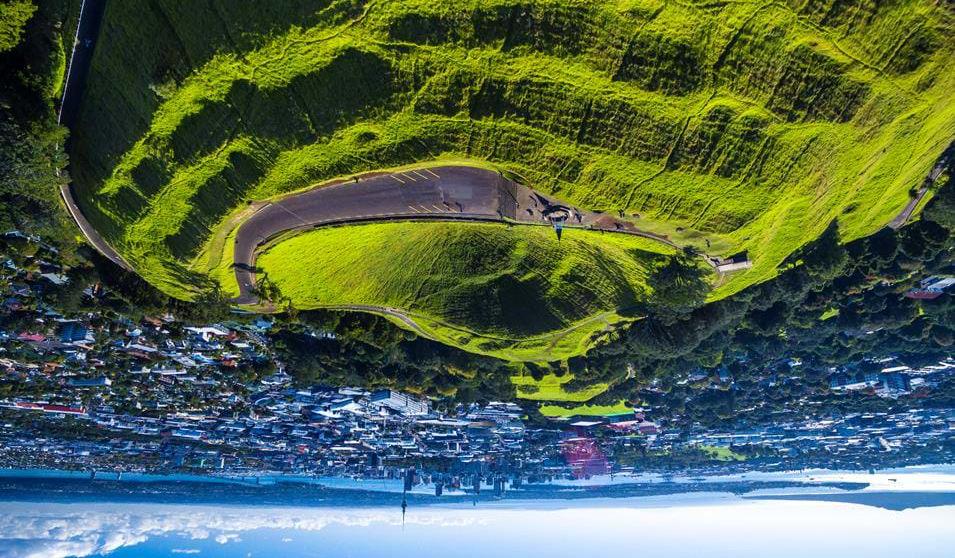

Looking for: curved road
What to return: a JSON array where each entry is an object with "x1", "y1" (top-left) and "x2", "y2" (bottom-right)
[
  {"x1": 52, "y1": 0, "x2": 954, "y2": 309},
  {"x1": 57, "y1": 0, "x2": 132, "y2": 271},
  {"x1": 232, "y1": 165, "x2": 675, "y2": 304},
  {"x1": 59, "y1": 183, "x2": 131, "y2": 271},
  {"x1": 888, "y1": 146, "x2": 952, "y2": 230},
  {"x1": 58, "y1": 0, "x2": 107, "y2": 130}
]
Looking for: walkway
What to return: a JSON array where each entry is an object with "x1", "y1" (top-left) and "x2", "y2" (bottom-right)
[{"x1": 888, "y1": 152, "x2": 950, "y2": 230}]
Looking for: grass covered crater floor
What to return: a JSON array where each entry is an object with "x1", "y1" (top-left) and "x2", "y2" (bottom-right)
[{"x1": 256, "y1": 221, "x2": 673, "y2": 360}]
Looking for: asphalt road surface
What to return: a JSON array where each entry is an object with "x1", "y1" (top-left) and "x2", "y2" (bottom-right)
[
  {"x1": 58, "y1": 0, "x2": 107, "y2": 129},
  {"x1": 888, "y1": 149, "x2": 951, "y2": 230},
  {"x1": 233, "y1": 166, "x2": 515, "y2": 303},
  {"x1": 59, "y1": 183, "x2": 131, "y2": 271}
]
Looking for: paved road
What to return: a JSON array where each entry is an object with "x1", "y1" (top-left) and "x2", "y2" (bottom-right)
[
  {"x1": 55, "y1": 0, "x2": 132, "y2": 270},
  {"x1": 232, "y1": 165, "x2": 672, "y2": 304},
  {"x1": 233, "y1": 166, "x2": 515, "y2": 303},
  {"x1": 58, "y1": 0, "x2": 107, "y2": 129},
  {"x1": 888, "y1": 150, "x2": 951, "y2": 230},
  {"x1": 59, "y1": 182, "x2": 131, "y2": 270},
  {"x1": 326, "y1": 305, "x2": 430, "y2": 336}
]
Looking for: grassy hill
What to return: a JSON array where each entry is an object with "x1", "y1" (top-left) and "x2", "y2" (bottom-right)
[
  {"x1": 68, "y1": 0, "x2": 955, "y2": 356},
  {"x1": 256, "y1": 221, "x2": 673, "y2": 360}
]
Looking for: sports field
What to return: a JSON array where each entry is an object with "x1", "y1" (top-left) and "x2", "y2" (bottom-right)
[{"x1": 539, "y1": 401, "x2": 633, "y2": 418}]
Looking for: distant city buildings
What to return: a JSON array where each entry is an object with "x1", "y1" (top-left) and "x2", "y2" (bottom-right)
[
  {"x1": 0, "y1": 230, "x2": 952, "y2": 485},
  {"x1": 370, "y1": 389, "x2": 430, "y2": 416}
]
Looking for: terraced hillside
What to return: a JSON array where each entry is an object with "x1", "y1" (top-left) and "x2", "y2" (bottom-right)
[
  {"x1": 256, "y1": 221, "x2": 673, "y2": 360},
  {"x1": 69, "y1": 0, "x2": 954, "y2": 356}
]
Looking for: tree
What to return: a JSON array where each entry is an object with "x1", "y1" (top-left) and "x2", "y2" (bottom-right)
[
  {"x1": 0, "y1": 0, "x2": 76, "y2": 248},
  {"x1": 646, "y1": 247, "x2": 710, "y2": 321},
  {"x1": 0, "y1": 1, "x2": 36, "y2": 52},
  {"x1": 795, "y1": 221, "x2": 847, "y2": 284}
]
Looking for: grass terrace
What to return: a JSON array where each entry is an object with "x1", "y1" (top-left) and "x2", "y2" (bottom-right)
[{"x1": 67, "y1": 0, "x2": 955, "y2": 358}]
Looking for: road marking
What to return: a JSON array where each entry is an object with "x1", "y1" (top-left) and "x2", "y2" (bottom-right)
[
  {"x1": 424, "y1": 169, "x2": 440, "y2": 178},
  {"x1": 412, "y1": 170, "x2": 429, "y2": 180},
  {"x1": 274, "y1": 202, "x2": 309, "y2": 225},
  {"x1": 401, "y1": 172, "x2": 417, "y2": 182},
  {"x1": 392, "y1": 175, "x2": 405, "y2": 184},
  {"x1": 407, "y1": 205, "x2": 421, "y2": 213},
  {"x1": 430, "y1": 204, "x2": 444, "y2": 212}
]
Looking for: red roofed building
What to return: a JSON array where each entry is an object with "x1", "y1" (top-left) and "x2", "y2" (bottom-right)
[
  {"x1": 42, "y1": 404, "x2": 87, "y2": 415},
  {"x1": 17, "y1": 333, "x2": 46, "y2": 343},
  {"x1": 905, "y1": 276, "x2": 955, "y2": 300},
  {"x1": 905, "y1": 290, "x2": 943, "y2": 300},
  {"x1": 13, "y1": 401, "x2": 43, "y2": 410},
  {"x1": 638, "y1": 422, "x2": 660, "y2": 435},
  {"x1": 561, "y1": 437, "x2": 610, "y2": 478},
  {"x1": 12, "y1": 402, "x2": 86, "y2": 415}
]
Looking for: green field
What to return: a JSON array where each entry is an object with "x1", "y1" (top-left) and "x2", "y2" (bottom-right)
[
  {"x1": 68, "y1": 0, "x2": 955, "y2": 356},
  {"x1": 700, "y1": 445, "x2": 747, "y2": 462},
  {"x1": 510, "y1": 371, "x2": 610, "y2": 402},
  {"x1": 539, "y1": 401, "x2": 632, "y2": 418},
  {"x1": 257, "y1": 221, "x2": 672, "y2": 360}
]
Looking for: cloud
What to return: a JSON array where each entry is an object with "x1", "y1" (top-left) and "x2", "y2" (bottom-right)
[
  {"x1": 171, "y1": 550, "x2": 201, "y2": 555},
  {"x1": 214, "y1": 533, "x2": 240, "y2": 545},
  {"x1": 0, "y1": 504, "x2": 479, "y2": 558}
]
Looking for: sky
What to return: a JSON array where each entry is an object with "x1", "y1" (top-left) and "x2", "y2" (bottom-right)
[{"x1": 2, "y1": 492, "x2": 954, "y2": 558}]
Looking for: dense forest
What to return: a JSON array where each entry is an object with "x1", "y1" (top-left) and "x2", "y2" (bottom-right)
[{"x1": 0, "y1": 0, "x2": 76, "y2": 247}]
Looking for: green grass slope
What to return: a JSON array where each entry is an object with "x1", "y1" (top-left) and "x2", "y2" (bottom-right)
[
  {"x1": 256, "y1": 221, "x2": 673, "y2": 360},
  {"x1": 510, "y1": 371, "x2": 610, "y2": 402},
  {"x1": 69, "y1": 0, "x2": 955, "y2": 345}
]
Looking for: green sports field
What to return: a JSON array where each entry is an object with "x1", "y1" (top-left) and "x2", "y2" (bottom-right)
[
  {"x1": 538, "y1": 401, "x2": 633, "y2": 418},
  {"x1": 68, "y1": 0, "x2": 955, "y2": 359}
]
